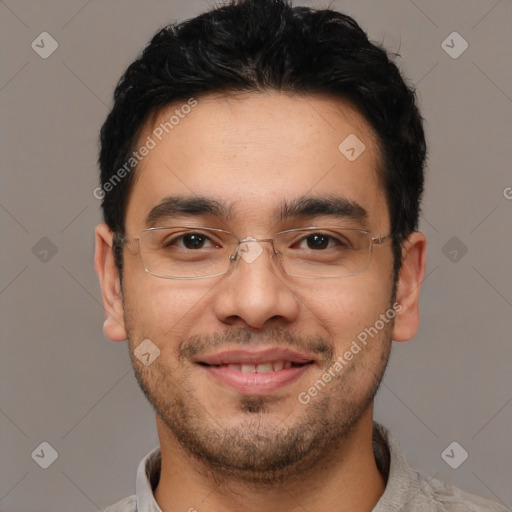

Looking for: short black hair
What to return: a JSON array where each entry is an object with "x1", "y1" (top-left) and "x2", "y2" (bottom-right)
[{"x1": 98, "y1": 0, "x2": 426, "y2": 282}]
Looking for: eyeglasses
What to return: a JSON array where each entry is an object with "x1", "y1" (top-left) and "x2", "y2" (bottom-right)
[{"x1": 114, "y1": 226, "x2": 392, "y2": 280}]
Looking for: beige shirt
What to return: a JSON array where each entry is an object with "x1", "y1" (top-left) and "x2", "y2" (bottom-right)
[{"x1": 103, "y1": 422, "x2": 508, "y2": 512}]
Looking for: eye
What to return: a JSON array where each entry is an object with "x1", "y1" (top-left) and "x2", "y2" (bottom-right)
[
  {"x1": 295, "y1": 232, "x2": 347, "y2": 250},
  {"x1": 163, "y1": 232, "x2": 218, "y2": 250}
]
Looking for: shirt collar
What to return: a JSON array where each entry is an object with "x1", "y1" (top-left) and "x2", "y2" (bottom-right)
[
  {"x1": 372, "y1": 422, "x2": 414, "y2": 511},
  {"x1": 136, "y1": 444, "x2": 163, "y2": 512}
]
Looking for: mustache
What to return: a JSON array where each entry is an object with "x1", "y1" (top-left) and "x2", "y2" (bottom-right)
[{"x1": 178, "y1": 326, "x2": 334, "y2": 363}]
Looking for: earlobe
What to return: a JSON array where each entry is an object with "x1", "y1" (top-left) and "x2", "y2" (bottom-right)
[
  {"x1": 94, "y1": 223, "x2": 127, "y2": 342},
  {"x1": 392, "y1": 231, "x2": 427, "y2": 342}
]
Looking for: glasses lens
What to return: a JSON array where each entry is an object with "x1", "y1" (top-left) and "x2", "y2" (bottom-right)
[
  {"x1": 137, "y1": 227, "x2": 373, "y2": 279},
  {"x1": 276, "y1": 228, "x2": 371, "y2": 278},
  {"x1": 140, "y1": 227, "x2": 236, "y2": 278}
]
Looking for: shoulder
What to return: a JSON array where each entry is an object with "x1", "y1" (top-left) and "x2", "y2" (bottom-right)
[
  {"x1": 415, "y1": 470, "x2": 508, "y2": 511},
  {"x1": 102, "y1": 494, "x2": 137, "y2": 512},
  {"x1": 372, "y1": 423, "x2": 507, "y2": 512}
]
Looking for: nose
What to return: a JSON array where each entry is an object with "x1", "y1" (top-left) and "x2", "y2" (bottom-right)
[{"x1": 212, "y1": 239, "x2": 300, "y2": 329}]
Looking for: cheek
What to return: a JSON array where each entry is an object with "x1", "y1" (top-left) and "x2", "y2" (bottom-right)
[
  {"x1": 296, "y1": 274, "x2": 393, "y2": 344},
  {"x1": 123, "y1": 276, "x2": 216, "y2": 349}
]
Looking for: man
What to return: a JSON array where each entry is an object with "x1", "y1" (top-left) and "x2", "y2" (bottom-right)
[{"x1": 94, "y1": 0, "x2": 506, "y2": 510}]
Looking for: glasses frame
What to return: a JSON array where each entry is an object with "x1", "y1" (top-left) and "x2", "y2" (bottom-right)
[{"x1": 114, "y1": 226, "x2": 392, "y2": 280}]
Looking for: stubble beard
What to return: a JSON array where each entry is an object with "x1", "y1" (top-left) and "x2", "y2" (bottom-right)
[{"x1": 127, "y1": 316, "x2": 393, "y2": 486}]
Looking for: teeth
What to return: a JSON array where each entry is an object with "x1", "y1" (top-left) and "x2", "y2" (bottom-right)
[
  {"x1": 255, "y1": 363, "x2": 273, "y2": 373},
  {"x1": 224, "y1": 360, "x2": 295, "y2": 373}
]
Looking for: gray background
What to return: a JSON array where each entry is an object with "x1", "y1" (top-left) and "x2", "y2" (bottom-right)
[{"x1": 1, "y1": 1, "x2": 511, "y2": 510}]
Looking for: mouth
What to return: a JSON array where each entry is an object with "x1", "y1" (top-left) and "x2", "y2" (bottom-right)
[
  {"x1": 199, "y1": 360, "x2": 307, "y2": 373},
  {"x1": 195, "y1": 348, "x2": 316, "y2": 395}
]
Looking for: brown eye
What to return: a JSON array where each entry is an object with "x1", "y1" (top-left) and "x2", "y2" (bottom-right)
[
  {"x1": 181, "y1": 233, "x2": 208, "y2": 249},
  {"x1": 306, "y1": 233, "x2": 330, "y2": 249},
  {"x1": 163, "y1": 232, "x2": 216, "y2": 250}
]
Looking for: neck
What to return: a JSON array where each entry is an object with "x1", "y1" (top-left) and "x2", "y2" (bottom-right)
[{"x1": 154, "y1": 407, "x2": 386, "y2": 512}]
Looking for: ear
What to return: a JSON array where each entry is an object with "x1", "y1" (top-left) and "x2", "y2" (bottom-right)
[
  {"x1": 392, "y1": 231, "x2": 427, "y2": 342},
  {"x1": 94, "y1": 223, "x2": 127, "y2": 342}
]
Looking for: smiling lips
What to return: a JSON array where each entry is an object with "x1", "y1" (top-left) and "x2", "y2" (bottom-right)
[
  {"x1": 224, "y1": 360, "x2": 293, "y2": 373},
  {"x1": 197, "y1": 348, "x2": 316, "y2": 394}
]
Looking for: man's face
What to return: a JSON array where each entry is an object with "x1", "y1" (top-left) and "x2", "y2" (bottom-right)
[{"x1": 104, "y1": 92, "x2": 403, "y2": 481}]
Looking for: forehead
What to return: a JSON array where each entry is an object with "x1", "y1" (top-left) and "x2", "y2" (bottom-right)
[{"x1": 125, "y1": 91, "x2": 388, "y2": 233}]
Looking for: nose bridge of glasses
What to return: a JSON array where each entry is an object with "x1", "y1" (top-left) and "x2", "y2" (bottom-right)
[
  {"x1": 238, "y1": 236, "x2": 276, "y2": 246},
  {"x1": 232, "y1": 236, "x2": 280, "y2": 265}
]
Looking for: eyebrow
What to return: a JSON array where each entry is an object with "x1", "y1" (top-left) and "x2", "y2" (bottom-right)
[
  {"x1": 278, "y1": 195, "x2": 368, "y2": 226},
  {"x1": 144, "y1": 196, "x2": 231, "y2": 227},
  {"x1": 144, "y1": 194, "x2": 368, "y2": 227}
]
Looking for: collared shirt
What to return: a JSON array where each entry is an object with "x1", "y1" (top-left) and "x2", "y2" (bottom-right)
[{"x1": 102, "y1": 422, "x2": 507, "y2": 511}]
